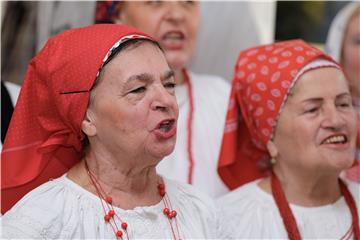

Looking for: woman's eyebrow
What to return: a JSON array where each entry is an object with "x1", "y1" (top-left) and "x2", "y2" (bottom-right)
[
  {"x1": 126, "y1": 73, "x2": 154, "y2": 84},
  {"x1": 162, "y1": 70, "x2": 175, "y2": 81}
]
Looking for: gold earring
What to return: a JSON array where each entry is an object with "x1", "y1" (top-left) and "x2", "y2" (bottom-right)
[{"x1": 270, "y1": 158, "x2": 276, "y2": 165}]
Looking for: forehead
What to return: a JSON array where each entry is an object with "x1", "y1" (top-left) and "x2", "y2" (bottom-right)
[
  {"x1": 290, "y1": 67, "x2": 349, "y2": 99},
  {"x1": 101, "y1": 42, "x2": 169, "y2": 80},
  {"x1": 348, "y1": 11, "x2": 360, "y2": 29}
]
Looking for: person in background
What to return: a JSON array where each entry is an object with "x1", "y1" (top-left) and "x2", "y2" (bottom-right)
[
  {"x1": 326, "y1": 2, "x2": 360, "y2": 182},
  {"x1": 95, "y1": 1, "x2": 231, "y2": 198},
  {"x1": 1, "y1": 81, "x2": 21, "y2": 149},
  {"x1": 218, "y1": 39, "x2": 359, "y2": 239},
  {"x1": 1, "y1": 24, "x2": 220, "y2": 238}
]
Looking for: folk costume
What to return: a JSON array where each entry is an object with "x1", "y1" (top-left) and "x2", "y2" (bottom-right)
[
  {"x1": 1, "y1": 24, "x2": 220, "y2": 239},
  {"x1": 95, "y1": 1, "x2": 231, "y2": 198},
  {"x1": 218, "y1": 39, "x2": 360, "y2": 239}
]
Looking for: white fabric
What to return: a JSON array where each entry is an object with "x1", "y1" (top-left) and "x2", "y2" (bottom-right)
[
  {"x1": 1, "y1": 81, "x2": 21, "y2": 151},
  {"x1": 218, "y1": 179, "x2": 360, "y2": 239},
  {"x1": 3, "y1": 81, "x2": 21, "y2": 108},
  {"x1": 1, "y1": 175, "x2": 221, "y2": 239},
  {"x1": 325, "y1": 2, "x2": 360, "y2": 62},
  {"x1": 157, "y1": 71, "x2": 231, "y2": 198},
  {"x1": 190, "y1": 1, "x2": 276, "y2": 81}
]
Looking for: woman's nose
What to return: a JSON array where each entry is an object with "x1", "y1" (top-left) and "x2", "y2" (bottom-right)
[
  {"x1": 150, "y1": 86, "x2": 176, "y2": 112},
  {"x1": 322, "y1": 106, "x2": 346, "y2": 130},
  {"x1": 164, "y1": 2, "x2": 185, "y2": 23}
]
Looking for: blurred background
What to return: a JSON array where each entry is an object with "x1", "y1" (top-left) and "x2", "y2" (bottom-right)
[{"x1": 0, "y1": 1, "x2": 351, "y2": 85}]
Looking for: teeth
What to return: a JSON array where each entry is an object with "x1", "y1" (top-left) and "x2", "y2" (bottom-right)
[
  {"x1": 159, "y1": 121, "x2": 172, "y2": 132},
  {"x1": 164, "y1": 32, "x2": 183, "y2": 39},
  {"x1": 323, "y1": 135, "x2": 346, "y2": 144}
]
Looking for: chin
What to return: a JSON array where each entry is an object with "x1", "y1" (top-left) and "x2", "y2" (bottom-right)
[
  {"x1": 329, "y1": 156, "x2": 355, "y2": 171},
  {"x1": 165, "y1": 53, "x2": 190, "y2": 71},
  {"x1": 150, "y1": 144, "x2": 175, "y2": 160}
]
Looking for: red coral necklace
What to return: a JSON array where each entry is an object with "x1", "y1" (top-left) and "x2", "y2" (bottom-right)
[{"x1": 84, "y1": 161, "x2": 181, "y2": 239}]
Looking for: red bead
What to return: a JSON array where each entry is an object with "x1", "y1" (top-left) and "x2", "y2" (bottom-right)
[
  {"x1": 116, "y1": 230, "x2": 123, "y2": 237},
  {"x1": 104, "y1": 214, "x2": 111, "y2": 222},
  {"x1": 169, "y1": 210, "x2": 177, "y2": 219},
  {"x1": 163, "y1": 208, "x2": 170, "y2": 215},
  {"x1": 158, "y1": 183, "x2": 165, "y2": 190},
  {"x1": 106, "y1": 196, "x2": 113, "y2": 204},
  {"x1": 159, "y1": 189, "x2": 166, "y2": 197},
  {"x1": 121, "y1": 222, "x2": 128, "y2": 230},
  {"x1": 108, "y1": 210, "x2": 115, "y2": 217}
]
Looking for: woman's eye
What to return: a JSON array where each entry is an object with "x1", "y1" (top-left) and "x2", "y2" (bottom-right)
[
  {"x1": 305, "y1": 107, "x2": 318, "y2": 114},
  {"x1": 146, "y1": 1, "x2": 162, "y2": 6},
  {"x1": 129, "y1": 86, "x2": 146, "y2": 94},
  {"x1": 338, "y1": 102, "x2": 351, "y2": 108},
  {"x1": 183, "y1": 1, "x2": 196, "y2": 6},
  {"x1": 164, "y1": 82, "x2": 176, "y2": 89}
]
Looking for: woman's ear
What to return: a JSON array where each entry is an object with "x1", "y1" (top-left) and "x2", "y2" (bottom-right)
[
  {"x1": 81, "y1": 109, "x2": 97, "y2": 137},
  {"x1": 267, "y1": 140, "x2": 279, "y2": 159}
]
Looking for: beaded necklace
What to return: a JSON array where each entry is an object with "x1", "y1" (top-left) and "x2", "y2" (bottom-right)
[{"x1": 84, "y1": 161, "x2": 182, "y2": 239}]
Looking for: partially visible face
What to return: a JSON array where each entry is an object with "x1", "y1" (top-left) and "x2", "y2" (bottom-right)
[
  {"x1": 87, "y1": 42, "x2": 179, "y2": 166},
  {"x1": 271, "y1": 67, "x2": 357, "y2": 174},
  {"x1": 116, "y1": 1, "x2": 201, "y2": 71},
  {"x1": 342, "y1": 11, "x2": 360, "y2": 98}
]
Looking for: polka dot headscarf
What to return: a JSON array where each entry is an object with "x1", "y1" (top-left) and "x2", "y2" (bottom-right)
[{"x1": 218, "y1": 39, "x2": 340, "y2": 189}]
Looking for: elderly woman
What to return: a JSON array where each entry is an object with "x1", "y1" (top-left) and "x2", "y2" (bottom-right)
[
  {"x1": 218, "y1": 40, "x2": 359, "y2": 239},
  {"x1": 95, "y1": 1, "x2": 231, "y2": 198},
  {"x1": 326, "y1": 2, "x2": 360, "y2": 182},
  {"x1": 1, "y1": 24, "x2": 219, "y2": 239}
]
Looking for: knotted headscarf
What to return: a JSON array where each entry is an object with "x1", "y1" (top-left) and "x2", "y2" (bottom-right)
[
  {"x1": 1, "y1": 24, "x2": 154, "y2": 213},
  {"x1": 218, "y1": 39, "x2": 341, "y2": 189}
]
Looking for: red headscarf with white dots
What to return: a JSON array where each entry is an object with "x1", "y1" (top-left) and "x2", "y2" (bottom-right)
[{"x1": 218, "y1": 39, "x2": 342, "y2": 189}]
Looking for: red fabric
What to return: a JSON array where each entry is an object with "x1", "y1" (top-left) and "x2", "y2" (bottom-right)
[
  {"x1": 218, "y1": 39, "x2": 338, "y2": 189},
  {"x1": 1, "y1": 24, "x2": 151, "y2": 214}
]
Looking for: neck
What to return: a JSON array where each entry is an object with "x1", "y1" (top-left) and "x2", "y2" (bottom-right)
[
  {"x1": 259, "y1": 165, "x2": 341, "y2": 207},
  {"x1": 175, "y1": 69, "x2": 185, "y2": 85},
  {"x1": 273, "y1": 165, "x2": 341, "y2": 207},
  {"x1": 68, "y1": 151, "x2": 161, "y2": 210}
]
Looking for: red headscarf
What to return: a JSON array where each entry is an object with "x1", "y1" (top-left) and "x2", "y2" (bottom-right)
[
  {"x1": 218, "y1": 39, "x2": 340, "y2": 190},
  {"x1": 1, "y1": 24, "x2": 153, "y2": 214}
]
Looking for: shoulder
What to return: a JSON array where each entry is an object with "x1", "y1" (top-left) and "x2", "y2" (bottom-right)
[
  {"x1": 217, "y1": 180, "x2": 268, "y2": 212},
  {"x1": 216, "y1": 179, "x2": 280, "y2": 238},
  {"x1": 165, "y1": 177, "x2": 217, "y2": 212},
  {"x1": 1, "y1": 175, "x2": 79, "y2": 238},
  {"x1": 162, "y1": 177, "x2": 221, "y2": 237}
]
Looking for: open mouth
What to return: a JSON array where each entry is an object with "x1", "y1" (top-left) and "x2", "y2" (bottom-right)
[
  {"x1": 321, "y1": 134, "x2": 348, "y2": 145},
  {"x1": 161, "y1": 31, "x2": 185, "y2": 47},
  {"x1": 154, "y1": 119, "x2": 177, "y2": 140},
  {"x1": 158, "y1": 119, "x2": 175, "y2": 132}
]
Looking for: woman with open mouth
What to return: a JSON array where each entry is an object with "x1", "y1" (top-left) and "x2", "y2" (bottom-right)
[
  {"x1": 218, "y1": 39, "x2": 359, "y2": 239},
  {"x1": 1, "y1": 24, "x2": 220, "y2": 239},
  {"x1": 95, "y1": 1, "x2": 231, "y2": 198}
]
